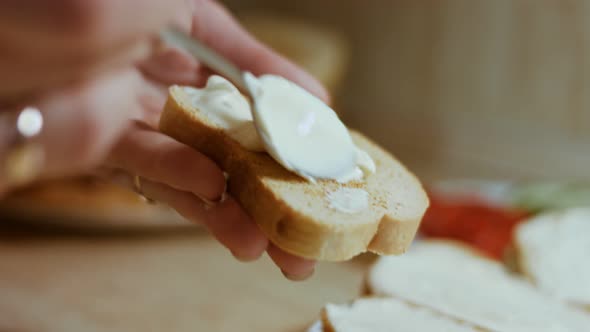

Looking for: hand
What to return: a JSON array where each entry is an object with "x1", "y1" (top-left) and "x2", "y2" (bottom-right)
[
  {"x1": 109, "y1": 0, "x2": 327, "y2": 280},
  {"x1": 0, "y1": 0, "x2": 328, "y2": 280},
  {"x1": 0, "y1": 0, "x2": 185, "y2": 188}
]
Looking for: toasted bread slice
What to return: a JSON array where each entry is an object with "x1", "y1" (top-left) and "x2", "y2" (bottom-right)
[
  {"x1": 321, "y1": 297, "x2": 482, "y2": 332},
  {"x1": 159, "y1": 86, "x2": 428, "y2": 261},
  {"x1": 366, "y1": 240, "x2": 590, "y2": 331},
  {"x1": 513, "y1": 208, "x2": 590, "y2": 310}
]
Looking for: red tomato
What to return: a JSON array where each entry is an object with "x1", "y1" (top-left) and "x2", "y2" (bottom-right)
[{"x1": 419, "y1": 194, "x2": 529, "y2": 259}]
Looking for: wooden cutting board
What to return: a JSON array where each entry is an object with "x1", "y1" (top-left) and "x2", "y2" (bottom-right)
[{"x1": 0, "y1": 223, "x2": 367, "y2": 332}]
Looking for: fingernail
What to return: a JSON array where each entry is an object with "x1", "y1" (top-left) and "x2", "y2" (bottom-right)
[
  {"x1": 231, "y1": 250, "x2": 261, "y2": 263},
  {"x1": 281, "y1": 268, "x2": 315, "y2": 282},
  {"x1": 139, "y1": 194, "x2": 157, "y2": 205},
  {"x1": 199, "y1": 173, "x2": 228, "y2": 209},
  {"x1": 200, "y1": 191, "x2": 227, "y2": 211}
]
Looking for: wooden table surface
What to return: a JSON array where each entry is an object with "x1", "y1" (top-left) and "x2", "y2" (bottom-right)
[{"x1": 0, "y1": 221, "x2": 368, "y2": 332}]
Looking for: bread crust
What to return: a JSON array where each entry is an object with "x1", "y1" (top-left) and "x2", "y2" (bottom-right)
[
  {"x1": 320, "y1": 312, "x2": 336, "y2": 332},
  {"x1": 159, "y1": 87, "x2": 428, "y2": 261}
]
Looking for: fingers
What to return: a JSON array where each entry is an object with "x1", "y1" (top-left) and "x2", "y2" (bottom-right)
[
  {"x1": 104, "y1": 167, "x2": 316, "y2": 280},
  {"x1": 106, "y1": 120, "x2": 226, "y2": 201},
  {"x1": 0, "y1": 40, "x2": 151, "y2": 101},
  {"x1": 143, "y1": 178, "x2": 317, "y2": 280},
  {"x1": 0, "y1": 69, "x2": 144, "y2": 195},
  {"x1": 200, "y1": 195, "x2": 269, "y2": 261},
  {"x1": 0, "y1": 0, "x2": 186, "y2": 99},
  {"x1": 0, "y1": 0, "x2": 185, "y2": 56},
  {"x1": 267, "y1": 244, "x2": 317, "y2": 281},
  {"x1": 104, "y1": 170, "x2": 268, "y2": 261},
  {"x1": 37, "y1": 70, "x2": 144, "y2": 177},
  {"x1": 137, "y1": 47, "x2": 204, "y2": 87},
  {"x1": 105, "y1": 124, "x2": 317, "y2": 279},
  {"x1": 189, "y1": 0, "x2": 330, "y2": 103},
  {"x1": 145, "y1": 180, "x2": 268, "y2": 261}
]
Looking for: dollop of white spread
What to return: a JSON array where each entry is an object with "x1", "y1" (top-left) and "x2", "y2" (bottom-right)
[
  {"x1": 183, "y1": 76, "x2": 265, "y2": 152},
  {"x1": 243, "y1": 73, "x2": 361, "y2": 183},
  {"x1": 327, "y1": 188, "x2": 370, "y2": 214},
  {"x1": 182, "y1": 75, "x2": 376, "y2": 188}
]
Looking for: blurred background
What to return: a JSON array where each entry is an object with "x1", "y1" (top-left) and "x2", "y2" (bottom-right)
[
  {"x1": 227, "y1": 0, "x2": 590, "y2": 182},
  {"x1": 1, "y1": 1, "x2": 589, "y2": 331}
]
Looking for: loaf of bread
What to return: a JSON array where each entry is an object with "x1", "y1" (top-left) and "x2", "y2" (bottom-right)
[
  {"x1": 513, "y1": 207, "x2": 590, "y2": 310},
  {"x1": 159, "y1": 85, "x2": 429, "y2": 261}
]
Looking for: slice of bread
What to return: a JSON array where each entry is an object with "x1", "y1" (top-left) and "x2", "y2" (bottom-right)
[
  {"x1": 513, "y1": 208, "x2": 590, "y2": 310},
  {"x1": 158, "y1": 86, "x2": 429, "y2": 261},
  {"x1": 366, "y1": 240, "x2": 590, "y2": 331},
  {"x1": 321, "y1": 297, "x2": 482, "y2": 332}
]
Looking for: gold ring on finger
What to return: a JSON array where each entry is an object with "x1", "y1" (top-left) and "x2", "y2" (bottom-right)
[
  {"x1": 1, "y1": 106, "x2": 45, "y2": 187},
  {"x1": 133, "y1": 174, "x2": 156, "y2": 204}
]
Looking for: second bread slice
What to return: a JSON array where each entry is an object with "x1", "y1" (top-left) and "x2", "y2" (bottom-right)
[
  {"x1": 322, "y1": 297, "x2": 482, "y2": 332},
  {"x1": 366, "y1": 240, "x2": 590, "y2": 331}
]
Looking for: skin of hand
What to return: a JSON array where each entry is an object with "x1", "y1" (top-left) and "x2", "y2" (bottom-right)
[{"x1": 0, "y1": 0, "x2": 329, "y2": 280}]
